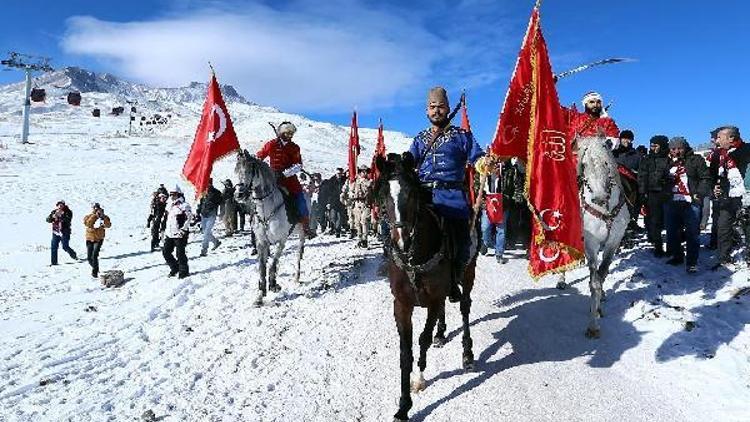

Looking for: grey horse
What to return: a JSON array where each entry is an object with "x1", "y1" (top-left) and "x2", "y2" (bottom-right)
[
  {"x1": 235, "y1": 150, "x2": 306, "y2": 306},
  {"x1": 575, "y1": 135, "x2": 630, "y2": 338}
]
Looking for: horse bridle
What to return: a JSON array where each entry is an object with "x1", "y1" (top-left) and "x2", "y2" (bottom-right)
[
  {"x1": 578, "y1": 146, "x2": 626, "y2": 230},
  {"x1": 240, "y1": 157, "x2": 284, "y2": 225},
  {"x1": 380, "y1": 173, "x2": 446, "y2": 298}
]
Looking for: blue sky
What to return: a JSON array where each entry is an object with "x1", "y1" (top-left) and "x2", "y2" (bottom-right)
[{"x1": 2, "y1": 0, "x2": 748, "y2": 149}]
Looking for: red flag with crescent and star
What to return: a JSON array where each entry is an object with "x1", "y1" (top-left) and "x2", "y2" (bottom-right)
[
  {"x1": 182, "y1": 72, "x2": 240, "y2": 198},
  {"x1": 348, "y1": 110, "x2": 360, "y2": 183},
  {"x1": 492, "y1": 7, "x2": 583, "y2": 278},
  {"x1": 370, "y1": 118, "x2": 386, "y2": 180}
]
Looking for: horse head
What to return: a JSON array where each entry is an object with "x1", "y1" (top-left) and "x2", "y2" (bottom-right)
[
  {"x1": 576, "y1": 136, "x2": 619, "y2": 207},
  {"x1": 235, "y1": 149, "x2": 275, "y2": 203},
  {"x1": 374, "y1": 152, "x2": 424, "y2": 252}
]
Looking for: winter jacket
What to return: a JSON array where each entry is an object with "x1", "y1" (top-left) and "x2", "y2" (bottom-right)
[
  {"x1": 46, "y1": 206, "x2": 73, "y2": 236},
  {"x1": 351, "y1": 176, "x2": 371, "y2": 202},
  {"x1": 409, "y1": 125, "x2": 484, "y2": 219},
  {"x1": 197, "y1": 186, "x2": 223, "y2": 218},
  {"x1": 500, "y1": 159, "x2": 525, "y2": 203},
  {"x1": 149, "y1": 199, "x2": 167, "y2": 227},
  {"x1": 256, "y1": 138, "x2": 303, "y2": 194},
  {"x1": 665, "y1": 149, "x2": 711, "y2": 202},
  {"x1": 83, "y1": 212, "x2": 112, "y2": 242},
  {"x1": 638, "y1": 139, "x2": 670, "y2": 194},
  {"x1": 161, "y1": 198, "x2": 193, "y2": 239},
  {"x1": 613, "y1": 144, "x2": 641, "y2": 172},
  {"x1": 710, "y1": 141, "x2": 750, "y2": 199}
]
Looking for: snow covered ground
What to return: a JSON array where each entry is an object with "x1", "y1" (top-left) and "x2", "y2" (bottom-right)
[{"x1": 0, "y1": 72, "x2": 749, "y2": 421}]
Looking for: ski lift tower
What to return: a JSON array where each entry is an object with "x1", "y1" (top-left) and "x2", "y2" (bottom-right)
[{"x1": 1, "y1": 52, "x2": 54, "y2": 144}]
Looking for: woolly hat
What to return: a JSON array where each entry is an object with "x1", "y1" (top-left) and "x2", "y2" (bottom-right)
[
  {"x1": 427, "y1": 86, "x2": 449, "y2": 106},
  {"x1": 649, "y1": 135, "x2": 669, "y2": 147},
  {"x1": 56, "y1": 200, "x2": 66, "y2": 206},
  {"x1": 278, "y1": 121, "x2": 296, "y2": 135},
  {"x1": 619, "y1": 130, "x2": 634, "y2": 140},
  {"x1": 169, "y1": 185, "x2": 183, "y2": 194},
  {"x1": 668, "y1": 136, "x2": 689, "y2": 149}
]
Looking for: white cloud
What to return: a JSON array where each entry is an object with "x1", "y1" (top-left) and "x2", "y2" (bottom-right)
[{"x1": 61, "y1": 1, "x2": 512, "y2": 112}]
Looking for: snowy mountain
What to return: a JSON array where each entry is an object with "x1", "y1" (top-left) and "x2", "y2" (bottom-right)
[{"x1": 0, "y1": 66, "x2": 412, "y2": 177}]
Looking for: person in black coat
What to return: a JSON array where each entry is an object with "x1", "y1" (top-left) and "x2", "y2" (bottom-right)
[
  {"x1": 710, "y1": 126, "x2": 750, "y2": 267},
  {"x1": 663, "y1": 137, "x2": 711, "y2": 272},
  {"x1": 614, "y1": 130, "x2": 643, "y2": 231},
  {"x1": 638, "y1": 135, "x2": 670, "y2": 256},
  {"x1": 46, "y1": 200, "x2": 78, "y2": 265},
  {"x1": 149, "y1": 193, "x2": 168, "y2": 251}
]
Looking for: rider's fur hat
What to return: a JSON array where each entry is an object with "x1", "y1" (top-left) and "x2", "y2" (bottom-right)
[
  {"x1": 427, "y1": 86, "x2": 449, "y2": 107},
  {"x1": 278, "y1": 121, "x2": 297, "y2": 135}
]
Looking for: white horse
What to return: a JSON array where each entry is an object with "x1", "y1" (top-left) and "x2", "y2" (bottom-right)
[
  {"x1": 235, "y1": 150, "x2": 306, "y2": 306},
  {"x1": 575, "y1": 135, "x2": 630, "y2": 338}
]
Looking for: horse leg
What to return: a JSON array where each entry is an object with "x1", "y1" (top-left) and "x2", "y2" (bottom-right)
[
  {"x1": 413, "y1": 304, "x2": 438, "y2": 393},
  {"x1": 254, "y1": 242, "x2": 269, "y2": 307},
  {"x1": 460, "y1": 283, "x2": 475, "y2": 371},
  {"x1": 585, "y1": 263, "x2": 602, "y2": 339},
  {"x1": 432, "y1": 304, "x2": 447, "y2": 347},
  {"x1": 294, "y1": 224, "x2": 305, "y2": 284},
  {"x1": 596, "y1": 224, "x2": 626, "y2": 313},
  {"x1": 394, "y1": 298, "x2": 414, "y2": 422},
  {"x1": 269, "y1": 239, "x2": 286, "y2": 293},
  {"x1": 556, "y1": 271, "x2": 568, "y2": 290}
]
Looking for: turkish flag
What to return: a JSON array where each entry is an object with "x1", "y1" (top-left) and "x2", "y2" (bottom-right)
[
  {"x1": 496, "y1": 7, "x2": 583, "y2": 278},
  {"x1": 369, "y1": 118, "x2": 386, "y2": 180},
  {"x1": 348, "y1": 111, "x2": 360, "y2": 183},
  {"x1": 182, "y1": 73, "x2": 240, "y2": 198},
  {"x1": 485, "y1": 193, "x2": 504, "y2": 224}
]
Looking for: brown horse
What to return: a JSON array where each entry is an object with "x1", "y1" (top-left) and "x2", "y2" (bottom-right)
[{"x1": 374, "y1": 152, "x2": 477, "y2": 422}]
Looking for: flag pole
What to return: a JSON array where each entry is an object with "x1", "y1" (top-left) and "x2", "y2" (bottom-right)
[
  {"x1": 208, "y1": 61, "x2": 216, "y2": 77},
  {"x1": 535, "y1": 0, "x2": 542, "y2": 9}
]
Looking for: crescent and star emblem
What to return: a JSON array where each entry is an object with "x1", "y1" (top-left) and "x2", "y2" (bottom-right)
[
  {"x1": 207, "y1": 104, "x2": 227, "y2": 143},
  {"x1": 539, "y1": 209, "x2": 562, "y2": 231},
  {"x1": 538, "y1": 241, "x2": 561, "y2": 263}
]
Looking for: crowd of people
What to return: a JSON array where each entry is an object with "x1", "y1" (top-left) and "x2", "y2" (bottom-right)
[{"x1": 44, "y1": 88, "x2": 749, "y2": 284}]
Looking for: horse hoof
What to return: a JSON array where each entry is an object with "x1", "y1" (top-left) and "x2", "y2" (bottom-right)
[
  {"x1": 253, "y1": 297, "x2": 263, "y2": 308},
  {"x1": 462, "y1": 356, "x2": 475, "y2": 372},
  {"x1": 585, "y1": 328, "x2": 600, "y2": 339},
  {"x1": 432, "y1": 335, "x2": 447, "y2": 348},
  {"x1": 556, "y1": 281, "x2": 568, "y2": 290},
  {"x1": 393, "y1": 417, "x2": 409, "y2": 422},
  {"x1": 410, "y1": 372, "x2": 426, "y2": 393},
  {"x1": 269, "y1": 284, "x2": 281, "y2": 293}
]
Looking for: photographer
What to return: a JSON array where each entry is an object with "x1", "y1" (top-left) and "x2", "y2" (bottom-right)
[
  {"x1": 46, "y1": 200, "x2": 78, "y2": 265},
  {"x1": 83, "y1": 203, "x2": 112, "y2": 278}
]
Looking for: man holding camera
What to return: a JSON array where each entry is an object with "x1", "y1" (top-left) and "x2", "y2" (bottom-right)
[
  {"x1": 46, "y1": 200, "x2": 79, "y2": 266},
  {"x1": 83, "y1": 203, "x2": 112, "y2": 278}
]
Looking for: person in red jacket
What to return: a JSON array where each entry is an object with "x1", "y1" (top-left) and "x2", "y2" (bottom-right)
[
  {"x1": 567, "y1": 91, "x2": 620, "y2": 147},
  {"x1": 256, "y1": 121, "x2": 316, "y2": 239}
]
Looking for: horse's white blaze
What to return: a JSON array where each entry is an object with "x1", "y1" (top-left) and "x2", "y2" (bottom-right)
[{"x1": 389, "y1": 180, "x2": 405, "y2": 250}]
